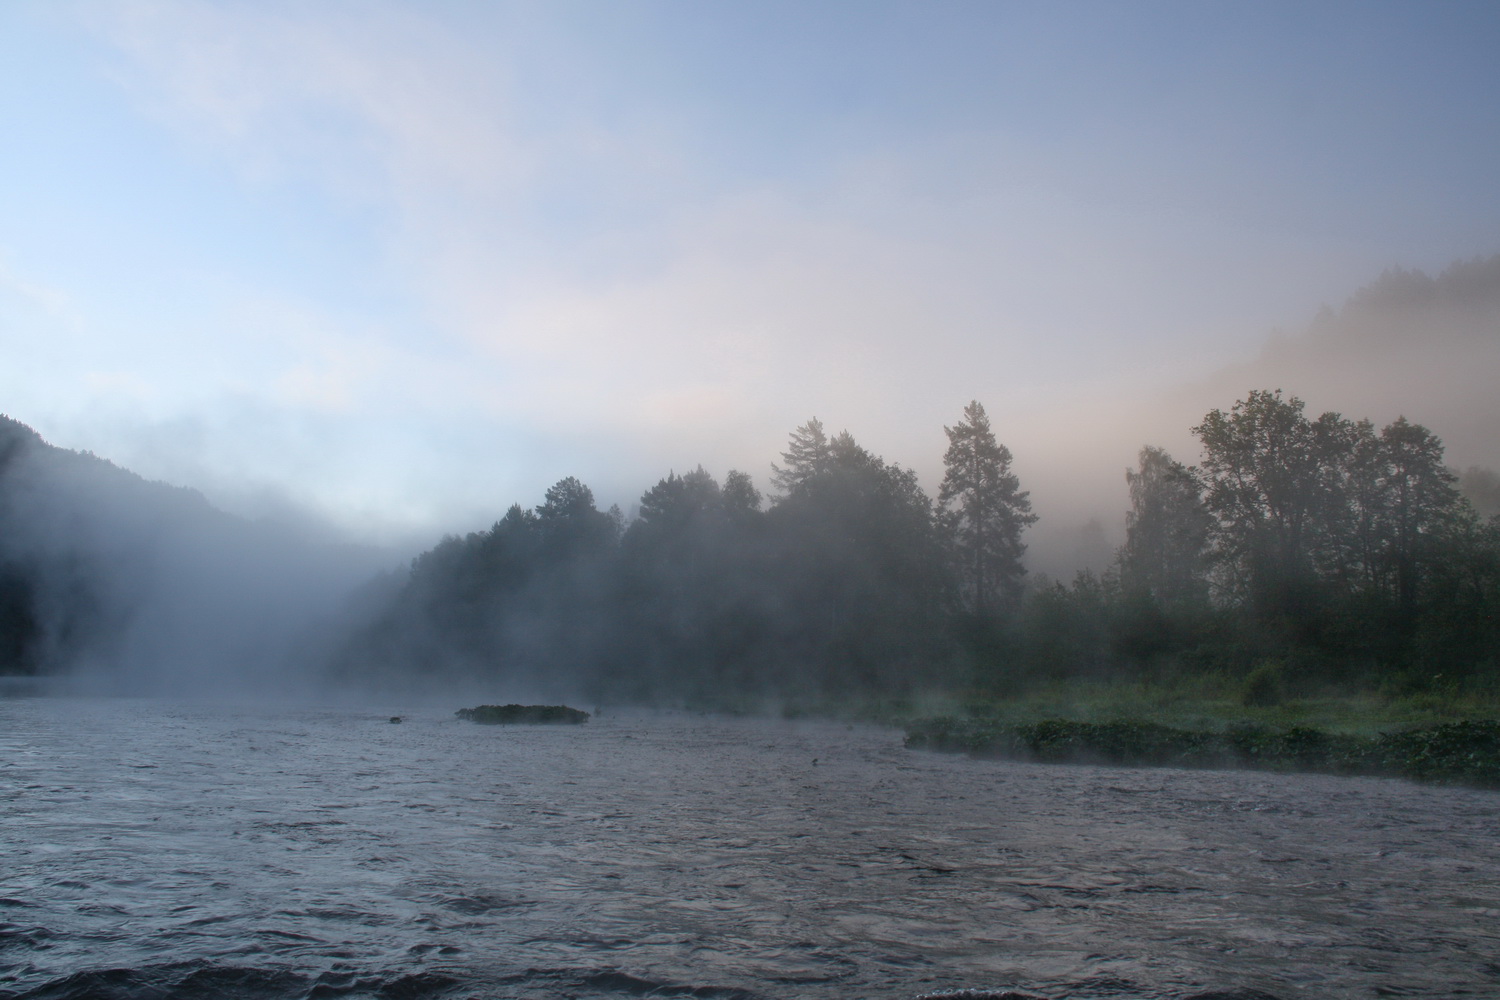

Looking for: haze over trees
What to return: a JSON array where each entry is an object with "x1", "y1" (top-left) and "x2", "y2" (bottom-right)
[
  {"x1": 320, "y1": 388, "x2": 1497, "y2": 708},
  {"x1": 5, "y1": 380, "x2": 1498, "y2": 708},
  {"x1": 1117, "y1": 446, "x2": 1211, "y2": 607},
  {"x1": 4, "y1": 255, "x2": 1500, "y2": 705},
  {"x1": 335, "y1": 418, "x2": 958, "y2": 703}
]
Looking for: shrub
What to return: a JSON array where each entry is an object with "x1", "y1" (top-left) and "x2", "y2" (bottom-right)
[{"x1": 1241, "y1": 660, "x2": 1286, "y2": 707}]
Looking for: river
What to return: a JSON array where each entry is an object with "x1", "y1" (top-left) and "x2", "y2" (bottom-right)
[{"x1": 2, "y1": 697, "x2": 1498, "y2": 999}]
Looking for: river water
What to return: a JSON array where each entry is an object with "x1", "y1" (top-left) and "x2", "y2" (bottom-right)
[{"x1": 2, "y1": 697, "x2": 1498, "y2": 1000}]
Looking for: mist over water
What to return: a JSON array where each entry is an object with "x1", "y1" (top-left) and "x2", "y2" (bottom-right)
[{"x1": 6, "y1": 698, "x2": 1499, "y2": 1000}]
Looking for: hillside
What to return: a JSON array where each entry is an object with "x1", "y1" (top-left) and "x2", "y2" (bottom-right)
[
  {"x1": 1204, "y1": 254, "x2": 1500, "y2": 468},
  {"x1": 0, "y1": 416, "x2": 387, "y2": 692}
]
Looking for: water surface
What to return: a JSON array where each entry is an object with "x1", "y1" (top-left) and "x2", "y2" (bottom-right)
[{"x1": 3, "y1": 698, "x2": 1498, "y2": 999}]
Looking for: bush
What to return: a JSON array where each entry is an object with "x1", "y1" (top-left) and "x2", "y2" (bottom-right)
[{"x1": 1241, "y1": 660, "x2": 1286, "y2": 707}]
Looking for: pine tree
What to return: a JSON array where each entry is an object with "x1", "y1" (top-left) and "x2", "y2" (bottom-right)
[
  {"x1": 938, "y1": 401, "x2": 1035, "y2": 614},
  {"x1": 770, "y1": 418, "x2": 832, "y2": 496}
]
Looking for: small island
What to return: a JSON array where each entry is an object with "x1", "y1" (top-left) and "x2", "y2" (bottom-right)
[{"x1": 455, "y1": 704, "x2": 591, "y2": 725}]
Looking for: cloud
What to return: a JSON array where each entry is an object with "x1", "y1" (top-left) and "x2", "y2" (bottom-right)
[
  {"x1": 90, "y1": 1, "x2": 522, "y2": 197},
  {"x1": 44, "y1": 0, "x2": 1500, "y2": 561}
]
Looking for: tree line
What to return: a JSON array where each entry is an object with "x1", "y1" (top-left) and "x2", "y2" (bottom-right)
[
  {"x1": 337, "y1": 390, "x2": 1500, "y2": 704},
  {"x1": 1101, "y1": 390, "x2": 1499, "y2": 693}
]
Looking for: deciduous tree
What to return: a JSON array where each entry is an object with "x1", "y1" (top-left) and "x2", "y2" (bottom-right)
[
  {"x1": 1118, "y1": 446, "x2": 1211, "y2": 605},
  {"x1": 1193, "y1": 390, "x2": 1327, "y2": 616}
]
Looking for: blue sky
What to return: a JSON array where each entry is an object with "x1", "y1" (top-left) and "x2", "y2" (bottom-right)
[{"x1": 2, "y1": 1, "x2": 1498, "y2": 550}]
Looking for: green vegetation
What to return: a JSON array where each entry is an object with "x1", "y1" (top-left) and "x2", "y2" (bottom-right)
[
  {"x1": 898, "y1": 674, "x2": 1500, "y2": 787},
  {"x1": 938, "y1": 676, "x2": 1500, "y2": 734},
  {"x1": 455, "y1": 704, "x2": 591, "y2": 725},
  {"x1": 905, "y1": 716, "x2": 1500, "y2": 788}
]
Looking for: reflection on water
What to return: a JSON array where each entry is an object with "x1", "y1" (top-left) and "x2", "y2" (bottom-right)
[{"x1": 2, "y1": 698, "x2": 1498, "y2": 999}]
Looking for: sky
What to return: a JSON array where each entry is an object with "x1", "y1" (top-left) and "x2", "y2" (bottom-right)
[{"x1": 2, "y1": 0, "x2": 1498, "y2": 560}]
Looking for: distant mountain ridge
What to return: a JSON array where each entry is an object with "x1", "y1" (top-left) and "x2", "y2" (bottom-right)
[{"x1": 1, "y1": 413, "x2": 234, "y2": 527}]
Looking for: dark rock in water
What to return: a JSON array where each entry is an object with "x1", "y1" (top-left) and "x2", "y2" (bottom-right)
[
  {"x1": 389, "y1": 716, "x2": 403, "y2": 723},
  {"x1": 455, "y1": 704, "x2": 590, "y2": 725}
]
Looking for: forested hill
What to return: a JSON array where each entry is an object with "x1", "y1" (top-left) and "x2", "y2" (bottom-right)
[
  {"x1": 0, "y1": 416, "x2": 383, "y2": 691},
  {"x1": 1314, "y1": 253, "x2": 1500, "y2": 335},
  {"x1": 1221, "y1": 254, "x2": 1500, "y2": 470}
]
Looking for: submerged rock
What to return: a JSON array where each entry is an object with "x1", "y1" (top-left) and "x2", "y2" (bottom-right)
[{"x1": 455, "y1": 704, "x2": 590, "y2": 725}]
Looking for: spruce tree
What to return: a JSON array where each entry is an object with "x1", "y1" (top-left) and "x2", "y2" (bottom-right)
[
  {"x1": 938, "y1": 401, "x2": 1035, "y2": 614},
  {"x1": 770, "y1": 418, "x2": 832, "y2": 496}
]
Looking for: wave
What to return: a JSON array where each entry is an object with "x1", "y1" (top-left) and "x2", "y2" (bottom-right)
[
  {"x1": 0, "y1": 962, "x2": 767, "y2": 1000},
  {"x1": 1, "y1": 963, "x2": 1288, "y2": 1000}
]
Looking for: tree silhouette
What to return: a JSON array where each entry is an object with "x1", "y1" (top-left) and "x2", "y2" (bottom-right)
[
  {"x1": 1378, "y1": 417, "x2": 1462, "y2": 619},
  {"x1": 1118, "y1": 446, "x2": 1211, "y2": 605},
  {"x1": 938, "y1": 401, "x2": 1035, "y2": 615},
  {"x1": 770, "y1": 418, "x2": 832, "y2": 496},
  {"x1": 1193, "y1": 390, "x2": 1326, "y2": 617}
]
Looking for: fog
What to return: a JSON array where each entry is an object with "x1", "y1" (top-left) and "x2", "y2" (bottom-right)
[
  {"x1": 6, "y1": 9, "x2": 1500, "y2": 1000},
  {"x1": 4, "y1": 252, "x2": 1498, "y2": 700},
  {"x1": 0, "y1": 417, "x2": 394, "y2": 697},
  {"x1": 1, "y1": 3, "x2": 1498, "y2": 701},
  {"x1": 1015, "y1": 256, "x2": 1500, "y2": 580}
]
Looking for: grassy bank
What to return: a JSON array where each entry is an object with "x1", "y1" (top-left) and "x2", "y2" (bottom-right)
[
  {"x1": 893, "y1": 676, "x2": 1500, "y2": 788},
  {"x1": 904, "y1": 716, "x2": 1500, "y2": 787},
  {"x1": 940, "y1": 674, "x2": 1500, "y2": 733}
]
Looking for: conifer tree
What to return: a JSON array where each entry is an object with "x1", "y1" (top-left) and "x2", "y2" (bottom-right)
[
  {"x1": 938, "y1": 401, "x2": 1035, "y2": 614},
  {"x1": 770, "y1": 418, "x2": 832, "y2": 496}
]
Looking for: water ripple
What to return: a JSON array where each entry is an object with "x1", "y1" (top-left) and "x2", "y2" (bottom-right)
[{"x1": 3, "y1": 699, "x2": 1499, "y2": 999}]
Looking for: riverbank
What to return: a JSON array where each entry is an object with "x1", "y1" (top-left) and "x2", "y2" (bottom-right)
[
  {"x1": 877, "y1": 676, "x2": 1500, "y2": 787},
  {"x1": 904, "y1": 716, "x2": 1500, "y2": 787}
]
